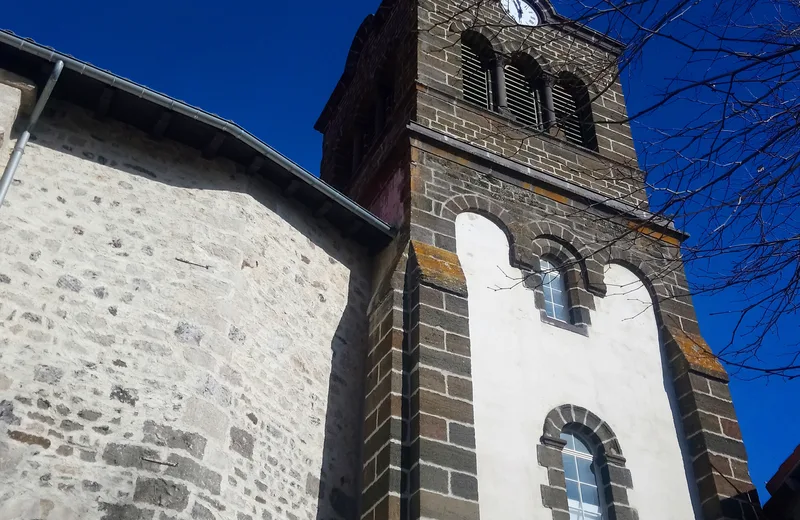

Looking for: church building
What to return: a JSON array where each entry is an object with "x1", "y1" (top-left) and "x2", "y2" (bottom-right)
[{"x1": 0, "y1": 0, "x2": 762, "y2": 519}]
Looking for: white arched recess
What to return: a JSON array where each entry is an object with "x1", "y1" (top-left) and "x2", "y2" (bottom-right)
[{"x1": 455, "y1": 213, "x2": 701, "y2": 520}]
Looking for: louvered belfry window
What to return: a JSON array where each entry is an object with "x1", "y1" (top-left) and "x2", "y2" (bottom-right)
[
  {"x1": 553, "y1": 78, "x2": 598, "y2": 150},
  {"x1": 505, "y1": 63, "x2": 543, "y2": 129},
  {"x1": 462, "y1": 39, "x2": 495, "y2": 110},
  {"x1": 552, "y1": 81, "x2": 584, "y2": 146}
]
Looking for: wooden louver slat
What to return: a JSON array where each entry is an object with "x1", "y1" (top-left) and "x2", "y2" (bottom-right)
[
  {"x1": 462, "y1": 43, "x2": 493, "y2": 110},
  {"x1": 552, "y1": 82, "x2": 585, "y2": 147},
  {"x1": 505, "y1": 64, "x2": 542, "y2": 129}
]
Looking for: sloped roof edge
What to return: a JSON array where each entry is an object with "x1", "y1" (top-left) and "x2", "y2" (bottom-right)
[{"x1": 0, "y1": 29, "x2": 395, "y2": 250}]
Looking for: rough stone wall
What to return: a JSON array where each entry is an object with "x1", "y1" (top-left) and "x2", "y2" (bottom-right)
[
  {"x1": 0, "y1": 84, "x2": 19, "y2": 153},
  {"x1": 417, "y1": 0, "x2": 647, "y2": 209},
  {"x1": 0, "y1": 101, "x2": 371, "y2": 520}
]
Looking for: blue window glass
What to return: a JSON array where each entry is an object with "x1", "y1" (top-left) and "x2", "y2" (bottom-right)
[
  {"x1": 540, "y1": 258, "x2": 569, "y2": 322},
  {"x1": 560, "y1": 432, "x2": 603, "y2": 520}
]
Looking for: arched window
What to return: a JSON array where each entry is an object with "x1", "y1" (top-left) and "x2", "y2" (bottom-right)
[
  {"x1": 561, "y1": 431, "x2": 604, "y2": 520},
  {"x1": 461, "y1": 33, "x2": 497, "y2": 111},
  {"x1": 552, "y1": 74, "x2": 598, "y2": 151},
  {"x1": 540, "y1": 258, "x2": 569, "y2": 322},
  {"x1": 540, "y1": 406, "x2": 636, "y2": 520},
  {"x1": 505, "y1": 57, "x2": 545, "y2": 129}
]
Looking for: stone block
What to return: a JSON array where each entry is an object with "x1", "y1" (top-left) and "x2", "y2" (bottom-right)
[
  {"x1": 449, "y1": 423, "x2": 476, "y2": 449},
  {"x1": 446, "y1": 376, "x2": 472, "y2": 400},
  {"x1": 418, "y1": 367, "x2": 447, "y2": 394},
  {"x1": 418, "y1": 438, "x2": 477, "y2": 474},
  {"x1": 34, "y1": 365, "x2": 63, "y2": 385},
  {"x1": 56, "y1": 275, "x2": 84, "y2": 293},
  {"x1": 416, "y1": 463, "x2": 449, "y2": 493},
  {"x1": 418, "y1": 390, "x2": 473, "y2": 423},
  {"x1": 541, "y1": 484, "x2": 568, "y2": 509},
  {"x1": 415, "y1": 490, "x2": 479, "y2": 520},
  {"x1": 102, "y1": 443, "x2": 163, "y2": 472},
  {"x1": 688, "y1": 432, "x2": 749, "y2": 461},
  {"x1": 0, "y1": 69, "x2": 37, "y2": 113},
  {"x1": 99, "y1": 503, "x2": 155, "y2": 520},
  {"x1": 229, "y1": 427, "x2": 254, "y2": 459},
  {"x1": 444, "y1": 333, "x2": 470, "y2": 355},
  {"x1": 416, "y1": 346, "x2": 471, "y2": 377},
  {"x1": 451, "y1": 472, "x2": 479, "y2": 500},
  {"x1": 134, "y1": 477, "x2": 190, "y2": 511},
  {"x1": 419, "y1": 306, "x2": 469, "y2": 336},
  {"x1": 110, "y1": 386, "x2": 139, "y2": 407},
  {"x1": 143, "y1": 421, "x2": 207, "y2": 459},
  {"x1": 165, "y1": 454, "x2": 222, "y2": 495},
  {"x1": 538, "y1": 444, "x2": 564, "y2": 468},
  {"x1": 182, "y1": 398, "x2": 228, "y2": 441},
  {"x1": 0, "y1": 400, "x2": 19, "y2": 425},
  {"x1": 7, "y1": 430, "x2": 50, "y2": 449},
  {"x1": 175, "y1": 322, "x2": 204, "y2": 345}
]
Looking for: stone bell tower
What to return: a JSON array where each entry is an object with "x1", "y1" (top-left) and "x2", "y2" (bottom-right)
[{"x1": 316, "y1": 1, "x2": 761, "y2": 520}]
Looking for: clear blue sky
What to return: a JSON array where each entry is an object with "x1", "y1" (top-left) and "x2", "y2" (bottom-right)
[{"x1": 4, "y1": 0, "x2": 796, "y2": 504}]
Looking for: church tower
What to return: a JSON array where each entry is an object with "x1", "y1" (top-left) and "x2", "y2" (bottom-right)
[{"x1": 316, "y1": 1, "x2": 762, "y2": 520}]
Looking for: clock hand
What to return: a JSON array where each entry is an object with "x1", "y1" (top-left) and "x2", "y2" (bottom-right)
[{"x1": 513, "y1": 0, "x2": 523, "y2": 17}]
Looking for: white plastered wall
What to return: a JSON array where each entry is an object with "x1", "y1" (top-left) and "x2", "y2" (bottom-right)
[{"x1": 455, "y1": 212, "x2": 701, "y2": 520}]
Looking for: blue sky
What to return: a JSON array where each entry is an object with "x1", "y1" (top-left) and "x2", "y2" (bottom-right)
[{"x1": 4, "y1": 0, "x2": 796, "y2": 504}]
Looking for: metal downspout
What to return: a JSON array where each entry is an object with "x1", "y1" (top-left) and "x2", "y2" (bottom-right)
[{"x1": 0, "y1": 60, "x2": 64, "y2": 210}]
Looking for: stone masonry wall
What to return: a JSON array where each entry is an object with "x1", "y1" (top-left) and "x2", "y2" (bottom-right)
[
  {"x1": 406, "y1": 135, "x2": 762, "y2": 520},
  {"x1": 0, "y1": 101, "x2": 371, "y2": 520},
  {"x1": 318, "y1": 0, "x2": 418, "y2": 203},
  {"x1": 417, "y1": 0, "x2": 648, "y2": 209}
]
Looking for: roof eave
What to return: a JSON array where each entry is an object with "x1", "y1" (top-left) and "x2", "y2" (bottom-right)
[{"x1": 0, "y1": 29, "x2": 395, "y2": 251}]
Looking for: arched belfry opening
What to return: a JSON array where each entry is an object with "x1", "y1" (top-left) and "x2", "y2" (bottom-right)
[{"x1": 461, "y1": 31, "x2": 499, "y2": 111}]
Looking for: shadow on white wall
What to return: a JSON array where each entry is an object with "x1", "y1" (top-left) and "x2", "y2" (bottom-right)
[{"x1": 455, "y1": 212, "x2": 701, "y2": 520}]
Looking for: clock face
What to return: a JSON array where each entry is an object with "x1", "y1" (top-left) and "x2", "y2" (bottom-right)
[{"x1": 500, "y1": 0, "x2": 540, "y2": 26}]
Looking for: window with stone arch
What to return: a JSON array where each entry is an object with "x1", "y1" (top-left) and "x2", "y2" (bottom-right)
[
  {"x1": 527, "y1": 238, "x2": 594, "y2": 334},
  {"x1": 561, "y1": 429, "x2": 605, "y2": 520},
  {"x1": 539, "y1": 405, "x2": 637, "y2": 520},
  {"x1": 461, "y1": 32, "x2": 498, "y2": 111},
  {"x1": 553, "y1": 72, "x2": 598, "y2": 151},
  {"x1": 540, "y1": 257, "x2": 569, "y2": 323},
  {"x1": 505, "y1": 54, "x2": 547, "y2": 129}
]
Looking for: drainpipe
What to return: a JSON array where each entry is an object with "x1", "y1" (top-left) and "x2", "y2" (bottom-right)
[{"x1": 0, "y1": 60, "x2": 64, "y2": 210}]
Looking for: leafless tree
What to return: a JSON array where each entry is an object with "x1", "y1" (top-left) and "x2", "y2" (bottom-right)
[{"x1": 430, "y1": 0, "x2": 800, "y2": 378}]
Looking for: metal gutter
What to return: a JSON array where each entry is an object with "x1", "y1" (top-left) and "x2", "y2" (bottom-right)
[
  {"x1": 0, "y1": 30, "x2": 394, "y2": 239},
  {"x1": 0, "y1": 59, "x2": 63, "y2": 209}
]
